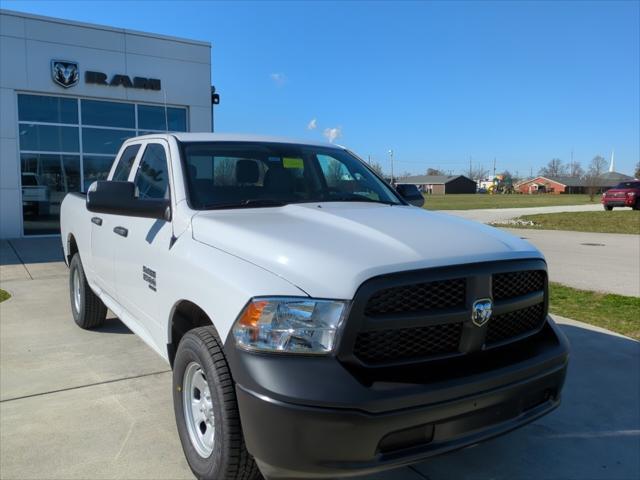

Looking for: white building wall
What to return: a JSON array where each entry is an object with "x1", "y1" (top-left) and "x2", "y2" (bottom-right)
[{"x1": 0, "y1": 9, "x2": 212, "y2": 238}]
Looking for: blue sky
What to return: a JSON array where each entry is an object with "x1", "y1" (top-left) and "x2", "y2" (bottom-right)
[{"x1": 4, "y1": 0, "x2": 639, "y2": 177}]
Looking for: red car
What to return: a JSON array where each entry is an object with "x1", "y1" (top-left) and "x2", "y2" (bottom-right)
[{"x1": 601, "y1": 180, "x2": 640, "y2": 210}]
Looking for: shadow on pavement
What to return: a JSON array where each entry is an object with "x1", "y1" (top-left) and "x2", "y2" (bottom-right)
[
  {"x1": 0, "y1": 237, "x2": 63, "y2": 266},
  {"x1": 93, "y1": 316, "x2": 133, "y2": 335},
  {"x1": 415, "y1": 322, "x2": 640, "y2": 480}
]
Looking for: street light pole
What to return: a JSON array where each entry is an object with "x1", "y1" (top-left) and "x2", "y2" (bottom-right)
[{"x1": 388, "y1": 149, "x2": 394, "y2": 184}]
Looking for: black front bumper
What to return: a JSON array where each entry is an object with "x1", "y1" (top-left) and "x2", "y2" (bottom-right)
[{"x1": 225, "y1": 317, "x2": 569, "y2": 479}]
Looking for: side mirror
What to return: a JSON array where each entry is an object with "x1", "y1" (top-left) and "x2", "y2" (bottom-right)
[
  {"x1": 87, "y1": 181, "x2": 170, "y2": 220},
  {"x1": 395, "y1": 184, "x2": 425, "y2": 207}
]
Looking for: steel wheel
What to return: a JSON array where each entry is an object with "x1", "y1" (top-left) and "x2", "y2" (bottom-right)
[{"x1": 183, "y1": 361, "x2": 215, "y2": 458}]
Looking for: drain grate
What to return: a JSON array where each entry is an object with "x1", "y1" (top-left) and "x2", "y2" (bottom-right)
[{"x1": 580, "y1": 242, "x2": 605, "y2": 247}]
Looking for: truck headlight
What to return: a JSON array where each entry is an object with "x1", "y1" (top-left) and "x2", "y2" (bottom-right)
[{"x1": 232, "y1": 298, "x2": 348, "y2": 354}]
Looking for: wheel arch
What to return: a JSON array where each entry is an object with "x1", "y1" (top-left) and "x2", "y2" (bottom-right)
[
  {"x1": 167, "y1": 300, "x2": 219, "y2": 367},
  {"x1": 66, "y1": 233, "x2": 79, "y2": 266}
]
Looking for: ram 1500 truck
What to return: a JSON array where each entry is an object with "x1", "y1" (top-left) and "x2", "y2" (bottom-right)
[{"x1": 60, "y1": 133, "x2": 569, "y2": 480}]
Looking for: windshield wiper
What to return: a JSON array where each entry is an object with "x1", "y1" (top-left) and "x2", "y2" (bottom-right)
[
  {"x1": 201, "y1": 199, "x2": 289, "y2": 210},
  {"x1": 322, "y1": 194, "x2": 398, "y2": 206}
]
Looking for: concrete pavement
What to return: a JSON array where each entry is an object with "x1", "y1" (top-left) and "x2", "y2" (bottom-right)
[{"x1": 1, "y1": 238, "x2": 639, "y2": 480}]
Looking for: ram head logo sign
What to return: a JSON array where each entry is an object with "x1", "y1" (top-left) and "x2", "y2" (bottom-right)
[
  {"x1": 472, "y1": 299, "x2": 493, "y2": 327},
  {"x1": 51, "y1": 60, "x2": 79, "y2": 88}
]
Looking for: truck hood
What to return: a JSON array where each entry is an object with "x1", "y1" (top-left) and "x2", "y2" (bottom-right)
[{"x1": 191, "y1": 203, "x2": 543, "y2": 299}]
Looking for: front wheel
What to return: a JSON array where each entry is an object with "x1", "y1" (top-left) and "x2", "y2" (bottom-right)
[
  {"x1": 173, "y1": 327, "x2": 261, "y2": 480},
  {"x1": 603, "y1": 205, "x2": 613, "y2": 211}
]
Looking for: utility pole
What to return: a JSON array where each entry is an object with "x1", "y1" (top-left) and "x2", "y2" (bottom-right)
[
  {"x1": 493, "y1": 157, "x2": 497, "y2": 178},
  {"x1": 469, "y1": 156, "x2": 473, "y2": 179},
  {"x1": 388, "y1": 149, "x2": 394, "y2": 184}
]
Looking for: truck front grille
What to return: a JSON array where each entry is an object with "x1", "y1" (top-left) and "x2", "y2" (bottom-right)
[
  {"x1": 486, "y1": 302, "x2": 545, "y2": 346},
  {"x1": 353, "y1": 322, "x2": 463, "y2": 365},
  {"x1": 493, "y1": 270, "x2": 545, "y2": 300},
  {"x1": 346, "y1": 262, "x2": 548, "y2": 367},
  {"x1": 364, "y1": 278, "x2": 465, "y2": 316}
]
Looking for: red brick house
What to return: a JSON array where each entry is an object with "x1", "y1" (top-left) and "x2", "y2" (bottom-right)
[{"x1": 515, "y1": 173, "x2": 635, "y2": 194}]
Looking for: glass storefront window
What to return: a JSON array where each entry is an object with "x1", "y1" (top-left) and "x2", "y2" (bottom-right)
[
  {"x1": 18, "y1": 94, "x2": 78, "y2": 124},
  {"x1": 19, "y1": 124, "x2": 79, "y2": 152},
  {"x1": 81, "y1": 99, "x2": 135, "y2": 128},
  {"x1": 83, "y1": 155, "x2": 115, "y2": 190},
  {"x1": 138, "y1": 105, "x2": 187, "y2": 131},
  {"x1": 82, "y1": 128, "x2": 136, "y2": 155},
  {"x1": 20, "y1": 153, "x2": 80, "y2": 235},
  {"x1": 17, "y1": 93, "x2": 188, "y2": 235}
]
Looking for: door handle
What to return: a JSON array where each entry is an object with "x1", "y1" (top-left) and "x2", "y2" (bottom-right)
[
  {"x1": 113, "y1": 226, "x2": 128, "y2": 237},
  {"x1": 91, "y1": 217, "x2": 103, "y2": 226}
]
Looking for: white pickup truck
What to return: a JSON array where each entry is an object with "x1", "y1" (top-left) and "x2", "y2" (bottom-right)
[{"x1": 60, "y1": 133, "x2": 569, "y2": 480}]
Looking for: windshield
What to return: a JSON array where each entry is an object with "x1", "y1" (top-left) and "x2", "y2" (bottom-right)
[
  {"x1": 614, "y1": 181, "x2": 640, "y2": 189},
  {"x1": 180, "y1": 142, "x2": 403, "y2": 209}
]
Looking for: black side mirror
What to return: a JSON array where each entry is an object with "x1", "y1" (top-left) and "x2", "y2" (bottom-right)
[
  {"x1": 395, "y1": 184, "x2": 425, "y2": 207},
  {"x1": 87, "y1": 181, "x2": 170, "y2": 220}
]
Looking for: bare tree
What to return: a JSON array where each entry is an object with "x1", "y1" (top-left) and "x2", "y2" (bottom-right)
[
  {"x1": 426, "y1": 168, "x2": 444, "y2": 176},
  {"x1": 567, "y1": 160, "x2": 584, "y2": 178},
  {"x1": 585, "y1": 155, "x2": 608, "y2": 200},
  {"x1": 538, "y1": 158, "x2": 567, "y2": 177},
  {"x1": 468, "y1": 165, "x2": 489, "y2": 182},
  {"x1": 370, "y1": 161, "x2": 384, "y2": 176}
]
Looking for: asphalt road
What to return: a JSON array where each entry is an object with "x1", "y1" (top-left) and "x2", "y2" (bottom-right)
[
  {"x1": 441, "y1": 203, "x2": 605, "y2": 224},
  {"x1": 1, "y1": 238, "x2": 639, "y2": 480},
  {"x1": 440, "y1": 205, "x2": 640, "y2": 297}
]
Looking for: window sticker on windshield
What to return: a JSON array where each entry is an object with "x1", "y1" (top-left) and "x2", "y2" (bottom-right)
[{"x1": 283, "y1": 157, "x2": 304, "y2": 169}]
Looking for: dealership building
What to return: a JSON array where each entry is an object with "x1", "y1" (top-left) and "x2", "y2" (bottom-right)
[{"x1": 0, "y1": 9, "x2": 214, "y2": 237}]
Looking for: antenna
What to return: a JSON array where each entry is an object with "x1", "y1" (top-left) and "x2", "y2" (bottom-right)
[
  {"x1": 163, "y1": 89, "x2": 169, "y2": 132},
  {"x1": 609, "y1": 150, "x2": 615, "y2": 173}
]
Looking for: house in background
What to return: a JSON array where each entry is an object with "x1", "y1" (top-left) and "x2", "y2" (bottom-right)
[
  {"x1": 515, "y1": 172, "x2": 635, "y2": 194},
  {"x1": 396, "y1": 175, "x2": 477, "y2": 194}
]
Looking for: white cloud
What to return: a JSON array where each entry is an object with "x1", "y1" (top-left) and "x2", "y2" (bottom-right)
[
  {"x1": 307, "y1": 118, "x2": 317, "y2": 130},
  {"x1": 269, "y1": 72, "x2": 287, "y2": 86},
  {"x1": 323, "y1": 127, "x2": 342, "y2": 143}
]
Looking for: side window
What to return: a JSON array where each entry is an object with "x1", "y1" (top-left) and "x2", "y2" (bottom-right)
[
  {"x1": 112, "y1": 144, "x2": 140, "y2": 182},
  {"x1": 134, "y1": 144, "x2": 169, "y2": 199}
]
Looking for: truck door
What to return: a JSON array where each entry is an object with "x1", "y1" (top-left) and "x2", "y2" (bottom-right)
[
  {"x1": 90, "y1": 144, "x2": 141, "y2": 298},
  {"x1": 113, "y1": 140, "x2": 174, "y2": 349}
]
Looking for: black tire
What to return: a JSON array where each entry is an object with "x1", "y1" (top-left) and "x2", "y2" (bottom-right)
[
  {"x1": 633, "y1": 200, "x2": 639, "y2": 211},
  {"x1": 69, "y1": 253, "x2": 107, "y2": 329},
  {"x1": 173, "y1": 327, "x2": 261, "y2": 480},
  {"x1": 604, "y1": 205, "x2": 613, "y2": 211}
]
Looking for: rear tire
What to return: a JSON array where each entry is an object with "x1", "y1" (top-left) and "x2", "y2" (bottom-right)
[
  {"x1": 69, "y1": 253, "x2": 106, "y2": 329},
  {"x1": 603, "y1": 205, "x2": 613, "y2": 211},
  {"x1": 633, "y1": 200, "x2": 639, "y2": 211},
  {"x1": 173, "y1": 326, "x2": 261, "y2": 480}
]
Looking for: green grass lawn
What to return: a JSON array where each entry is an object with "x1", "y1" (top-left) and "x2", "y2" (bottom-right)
[
  {"x1": 422, "y1": 193, "x2": 595, "y2": 210},
  {"x1": 494, "y1": 210, "x2": 640, "y2": 234},
  {"x1": 0, "y1": 289, "x2": 10, "y2": 303},
  {"x1": 549, "y1": 282, "x2": 640, "y2": 340}
]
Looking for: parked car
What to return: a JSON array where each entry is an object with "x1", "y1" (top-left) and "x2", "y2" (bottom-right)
[
  {"x1": 601, "y1": 181, "x2": 640, "y2": 210},
  {"x1": 60, "y1": 133, "x2": 569, "y2": 480},
  {"x1": 21, "y1": 172, "x2": 50, "y2": 216}
]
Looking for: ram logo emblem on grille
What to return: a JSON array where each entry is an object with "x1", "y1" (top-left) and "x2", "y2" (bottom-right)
[{"x1": 472, "y1": 299, "x2": 493, "y2": 327}]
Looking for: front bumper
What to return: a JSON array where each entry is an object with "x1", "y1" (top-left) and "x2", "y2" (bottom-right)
[{"x1": 225, "y1": 317, "x2": 569, "y2": 479}]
